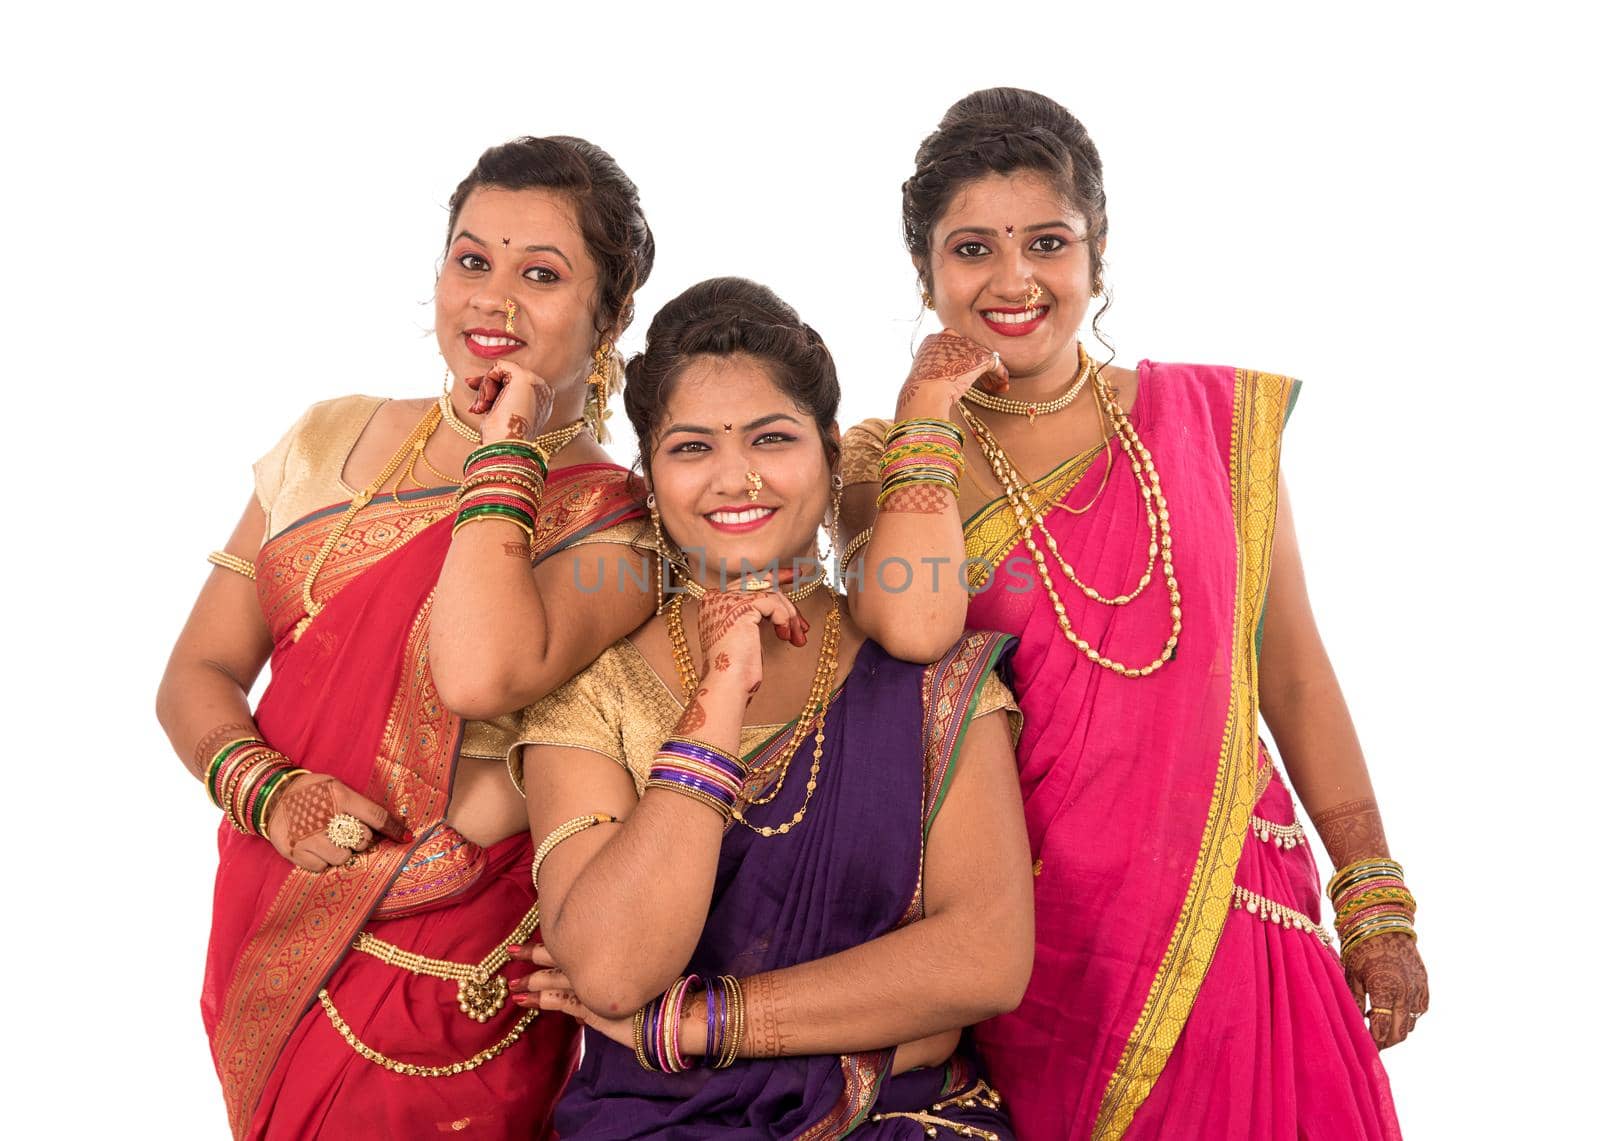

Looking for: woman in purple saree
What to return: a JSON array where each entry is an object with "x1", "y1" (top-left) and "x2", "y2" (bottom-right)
[{"x1": 503, "y1": 279, "x2": 1035, "y2": 1138}]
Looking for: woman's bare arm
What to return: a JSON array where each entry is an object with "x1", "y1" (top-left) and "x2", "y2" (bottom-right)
[
  {"x1": 431, "y1": 536, "x2": 654, "y2": 718},
  {"x1": 1259, "y1": 471, "x2": 1428, "y2": 1047},
  {"x1": 155, "y1": 496, "x2": 273, "y2": 780}
]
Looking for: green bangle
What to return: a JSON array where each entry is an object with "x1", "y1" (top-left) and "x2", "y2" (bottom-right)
[{"x1": 206, "y1": 737, "x2": 265, "y2": 808}]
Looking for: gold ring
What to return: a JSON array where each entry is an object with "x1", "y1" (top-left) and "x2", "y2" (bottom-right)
[
  {"x1": 325, "y1": 813, "x2": 368, "y2": 850},
  {"x1": 739, "y1": 577, "x2": 773, "y2": 593}
]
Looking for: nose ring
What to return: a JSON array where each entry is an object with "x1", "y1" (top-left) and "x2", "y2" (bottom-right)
[
  {"x1": 504, "y1": 299, "x2": 518, "y2": 335},
  {"x1": 1023, "y1": 280, "x2": 1043, "y2": 308},
  {"x1": 745, "y1": 470, "x2": 764, "y2": 501}
]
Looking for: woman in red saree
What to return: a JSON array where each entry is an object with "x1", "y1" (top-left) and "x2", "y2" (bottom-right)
[
  {"x1": 156, "y1": 136, "x2": 657, "y2": 1139},
  {"x1": 839, "y1": 89, "x2": 1428, "y2": 1139}
]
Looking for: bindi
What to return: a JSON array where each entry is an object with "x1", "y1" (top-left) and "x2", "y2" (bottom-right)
[
  {"x1": 1004, "y1": 224, "x2": 1015, "y2": 238},
  {"x1": 501, "y1": 237, "x2": 511, "y2": 246}
]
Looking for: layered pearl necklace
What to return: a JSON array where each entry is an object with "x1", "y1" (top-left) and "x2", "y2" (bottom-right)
[{"x1": 961, "y1": 363, "x2": 1182, "y2": 678}]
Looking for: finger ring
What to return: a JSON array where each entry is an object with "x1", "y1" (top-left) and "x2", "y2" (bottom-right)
[
  {"x1": 739, "y1": 577, "x2": 772, "y2": 593},
  {"x1": 990, "y1": 351, "x2": 1002, "y2": 370},
  {"x1": 326, "y1": 813, "x2": 367, "y2": 849}
]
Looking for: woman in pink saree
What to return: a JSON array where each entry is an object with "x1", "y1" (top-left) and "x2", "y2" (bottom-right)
[{"x1": 839, "y1": 88, "x2": 1427, "y2": 1139}]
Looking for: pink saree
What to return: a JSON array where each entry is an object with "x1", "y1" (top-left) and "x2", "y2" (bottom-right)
[{"x1": 963, "y1": 363, "x2": 1399, "y2": 1139}]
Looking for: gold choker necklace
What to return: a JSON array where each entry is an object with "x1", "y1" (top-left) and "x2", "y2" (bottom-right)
[
  {"x1": 438, "y1": 391, "x2": 590, "y2": 457},
  {"x1": 962, "y1": 343, "x2": 1093, "y2": 425}
]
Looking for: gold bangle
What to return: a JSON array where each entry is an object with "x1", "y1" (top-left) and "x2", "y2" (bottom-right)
[
  {"x1": 531, "y1": 814, "x2": 621, "y2": 891},
  {"x1": 207, "y1": 550, "x2": 257, "y2": 580},
  {"x1": 452, "y1": 510, "x2": 538, "y2": 542}
]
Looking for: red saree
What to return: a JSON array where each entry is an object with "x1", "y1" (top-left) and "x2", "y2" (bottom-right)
[
  {"x1": 962, "y1": 364, "x2": 1399, "y2": 1139},
  {"x1": 200, "y1": 464, "x2": 642, "y2": 1139}
]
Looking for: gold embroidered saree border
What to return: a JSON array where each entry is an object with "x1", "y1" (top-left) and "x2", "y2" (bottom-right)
[
  {"x1": 1091, "y1": 370, "x2": 1295, "y2": 1139},
  {"x1": 962, "y1": 447, "x2": 1102, "y2": 588},
  {"x1": 216, "y1": 594, "x2": 462, "y2": 1137}
]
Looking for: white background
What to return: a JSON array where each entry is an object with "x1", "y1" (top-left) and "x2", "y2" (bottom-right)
[{"x1": 4, "y1": 2, "x2": 1591, "y2": 1136}]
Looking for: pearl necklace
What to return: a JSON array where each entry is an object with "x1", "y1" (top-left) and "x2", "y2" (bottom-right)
[
  {"x1": 962, "y1": 371, "x2": 1181, "y2": 678},
  {"x1": 961, "y1": 343, "x2": 1093, "y2": 425}
]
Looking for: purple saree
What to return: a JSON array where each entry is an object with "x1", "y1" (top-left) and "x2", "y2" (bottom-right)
[{"x1": 555, "y1": 635, "x2": 1018, "y2": 1140}]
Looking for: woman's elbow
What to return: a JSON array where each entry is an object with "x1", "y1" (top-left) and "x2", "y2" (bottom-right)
[{"x1": 856, "y1": 601, "x2": 964, "y2": 665}]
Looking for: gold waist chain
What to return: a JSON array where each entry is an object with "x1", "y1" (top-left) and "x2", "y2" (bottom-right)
[
  {"x1": 317, "y1": 904, "x2": 542, "y2": 1079},
  {"x1": 351, "y1": 904, "x2": 540, "y2": 1022}
]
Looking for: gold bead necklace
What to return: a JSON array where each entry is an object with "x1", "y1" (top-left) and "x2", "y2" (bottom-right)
[
  {"x1": 961, "y1": 343, "x2": 1093, "y2": 425},
  {"x1": 664, "y1": 590, "x2": 842, "y2": 836},
  {"x1": 293, "y1": 406, "x2": 445, "y2": 641},
  {"x1": 962, "y1": 371, "x2": 1181, "y2": 677},
  {"x1": 438, "y1": 390, "x2": 590, "y2": 456}
]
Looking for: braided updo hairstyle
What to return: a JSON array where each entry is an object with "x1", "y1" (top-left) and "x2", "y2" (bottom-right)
[
  {"x1": 902, "y1": 88, "x2": 1111, "y2": 346},
  {"x1": 624, "y1": 277, "x2": 841, "y2": 479},
  {"x1": 448, "y1": 136, "x2": 656, "y2": 340}
]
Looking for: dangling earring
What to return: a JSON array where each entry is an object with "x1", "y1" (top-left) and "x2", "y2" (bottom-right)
[
  {"x1": 824, "y1": 473, "x2": 844, "y2": 566},
  {"x1": 586, "y1": 342, "x2": 616, "y2": 443},
  {"x1": 648, "y1": 492, "x2": 668, "y2": 615},
  {"x1": 920, "y1": 287, "x2": 935, "y2": 310}
]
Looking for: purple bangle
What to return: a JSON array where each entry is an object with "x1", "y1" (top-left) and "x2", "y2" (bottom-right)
[{"x1": 659, "y1": 738, "x2": 747, "y2": 779}]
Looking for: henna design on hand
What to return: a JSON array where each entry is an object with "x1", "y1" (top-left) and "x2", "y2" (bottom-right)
[
  {"x1": 1311, "y1": 797, "x2": 1389, "y2": 868},
  {"x1": 910, "y1": 332, "x2": 994, "y2": 384},
  {"x1": 879, "y1": 485, "x2": 954, "y2": 515},
  {"x1": 697, "y1": 595, "x2": 757, "y2": 658},
  {"x1": 713, "y1": 652, "x2": 732, "y2": 672},
  {"x1": 1344, "y1": 933, "x2": 1428, "y2": 1050},
  {"x1": 744, "y1": 973, "x2": 791, "y2": 1058},
  {"x1": 502, "y1": 541, "x2": 534, "y2": 559},
  {"x1": 506, "y1": 413, "x2": 530, "y2": 440},
  {"x1": 191, "y1": 721, "x2": 256, "y2": 777},
  {"x1": 279, "y1": 778, "x2": 339, "y2": 844},
  {"x1": 676, "y1": 688, "x2": 710, "y2": 734}
]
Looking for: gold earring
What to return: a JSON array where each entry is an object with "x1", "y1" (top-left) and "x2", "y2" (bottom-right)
[
  {"x1": 648, "y1": 492, "x2": 668, "y2": 614},
  {"x1": 746, "y1": 470, "x2": 764, "y2": 502},
  {"x1": 824, "y1": 473, "x2": 844, "y2": 565},
  {"x1": 920, "y1": 287, "x2": 935, "y2": 310},
  {"x1": 504, "y1": 299, "x2": 517, "y2": 335},
  {"x1": 586, "y1": 342, "x2": 614, "y2": 443}
]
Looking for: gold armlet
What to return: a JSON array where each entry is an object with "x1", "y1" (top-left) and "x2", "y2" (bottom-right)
[
  {"x1": 208, "y1": 550, "x2": 257, "y2": 580},
  {"x1": 531, "y1": 813, "x2": 622, "y2": 891}
]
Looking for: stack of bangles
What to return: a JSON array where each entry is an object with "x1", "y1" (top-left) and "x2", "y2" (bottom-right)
[
  {"x1": 1328, "y1": 857, "x2": 1418, "y2": 957},
  {"x1": 877, "y1": 418, "x2": 965, "y2": 507},
  {"x1": 205, "y1": 737, "x2": 307, "y2": 837},
  {"x1": 632, "y1": 973, "x2": 745, "y2": 1072},
  {"x1": 453, "y1": 439, "x2": 549, "y2": 541},
  {"x1": 643, "y1": 737, "x2": 748, "y2": 821}
]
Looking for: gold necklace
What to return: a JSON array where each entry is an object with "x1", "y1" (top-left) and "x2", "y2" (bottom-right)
[
  {"x1": 961, "y1": 343, "x2": 1093, "y2": 425},
  {"x1": 438, "y1": 391, "x2": 590, "y2": 457},
  {"x1": 665, "y1": 591, "x2": 842, "y2": 836},
  {"x1": 659, "y1": 554, "x2": 830, "y2": 604},
  {"x1": 351, "y1": 904, "x2": 540, "y2": 1023},
  {"x1": 964, "y1": 374, "x2": 1181, "y2": 677},
  {"x1": 293, "y1": 406, "x2": 445, "y2": 641}
]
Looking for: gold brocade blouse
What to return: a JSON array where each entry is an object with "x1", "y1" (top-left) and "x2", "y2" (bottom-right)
[
  {"x1": 251, "y1": 394, "x2": 648, "y2": 767},
  {"x1": 509, "y1": 637, "x2": 1020, "y2": 796}
]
